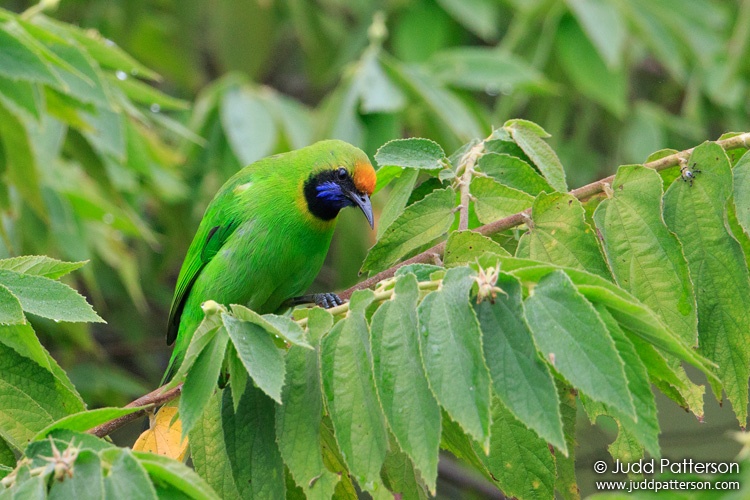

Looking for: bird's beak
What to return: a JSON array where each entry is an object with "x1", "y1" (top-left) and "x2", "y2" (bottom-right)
[{"x1": 347, "y1": 190, "x2": 374, "y2": 229}]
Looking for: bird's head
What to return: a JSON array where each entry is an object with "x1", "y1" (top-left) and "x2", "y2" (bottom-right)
[{"x1": 303, "y1": 153, "x2": 376, "y2": 229}]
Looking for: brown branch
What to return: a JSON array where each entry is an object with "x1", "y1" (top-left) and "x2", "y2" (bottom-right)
[
  {"x1": 89, "y1": 133, "x2": 750, "y2": 440},
  {"x1": 340, "y1": 132, "x2": 750, "y2": 300},
  {"x1": 89, "y1": 383, "x2": 183, "y2": 438}
]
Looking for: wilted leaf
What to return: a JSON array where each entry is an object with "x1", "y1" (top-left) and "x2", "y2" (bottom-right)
[{"x1": 132, "y1": 406, "x2": 189, "y2": 462}]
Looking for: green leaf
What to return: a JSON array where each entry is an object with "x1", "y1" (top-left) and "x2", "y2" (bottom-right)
[
  {"x1": 221, "y1": 86, "x2": 276, "y2": 165},
  {"x1": 80, "y1": 106, "x2": 126, "y2": 161},
  {"x1": 276, "y1": 308, "x2": 339, "y2": 500},
  {"x1": 627, "y1": 0, "x2": 686, "y2": 81},
  {"x1": 429, "y1": 48, "x2": 551, "y2": 93},
  {"x1": 555, "y1": 15, "x2": 626, "y2": 117},
  {"x1": 38, "y1": 18, "x2": 159, "y2": 80},
  {"x1": 443, "y1": 230, "x2": 510, "y2": 267},
  {"x1": 477, "y1": 152, "x2": 553, "y2": 196},
  {"x1": 566, "y1": 0, "x2": 626, "y2": 68},
  {"x1": 0, "y1": 76, "x2": 40, "y2": 119},
  {"x1": 321, "y1": 290, "x2": 389, "y2": 493},
  {"x1": 370, "y1": 274, "x2": 441, "y2": 493},
  {"x1": 435, "y1": 0, "x2": 501, "y2": 41},
  {"x1": 495, "y1": 257, "x2": 714, "y2": 382},
  {"x1": 0, "y1": 341, "x2": 85, "y2": 449},
  {"x1": 357, "y1": 49, "x2": 406, "y2": 113},
  {"x1": 523, "y1": 270, "x2": 635, "y2": 417},
  {"x1": 100, "y1": 448, "x2": 158, "y2": 500},
  {"x1": 591, "y1": 304, "x2": 660, "y2": 457},
  {"x1": 734, "y1": 151, "x2": 750, "y2": 237},
  {"x1": 230, "y1": 305, "x2": 312, "y2": 349},
  {"x1": 380, "y1": 440, "x2": 430, "y2": 500},
  {"x1": 179, "y1": 329, "x2": 228, "y2": 436},
  {"x1": 663, "y1": 142, "x2": 750, "y2": 425},
  {"x1": 42, "y1": 32, "x2": 111, "y2": 108},
  {"x1": 593, "y1": 165, "x2": 697, "y2": 347},
  {"x1": 520, "y1": 192, "x2": 611, "y2": 278},
  {"x1": 166, "y1": 303, "x2": 224, "y2": 387},
  {"x1": 374, "y1": 138, "x2": 446, "y2": 170},
  {"x1": 438, "y1": 412, "x2": 493, "y2": 483},
  {"x1": 417, "y1": 266, "x2": 491, "y2": 449},
  {"x1": 222, "y1": 313, "x2": 285, "y2": 404},
  {"x1": 191, "y1": 386, "x2": 285, "y2": 500},
  {"x1": 0, "y1": 101, "x2": 45, "y2": 218},
  {"x1": 555, "y1": 382, "x2": 580, "y2": 500},
  {"x1": 361, "y1": 187, "x2": 456, "y2": 273},
  {"x1": 470, "y1": 176, "x2": 534, "y2": 225},
  {"x1": 0, "y1": 256, "x2": 86, "y2": 279},
  {"x1": 33, "y1": 407, "x2": 143, "y2": 440},
  {"x1": 0, "y1": 24, "x2": 60, "y2": 84},
  {"x1": 110, "y1": 75, "x2": 190, "y2": 110},
  {"x1": 506, "y1": 120, "x2": 568, "y2": 192},
  {"x1": 0, "y1": 438, "x2": 13, "y2": 470},
  {"x1": 382, "y1": 58, "x2": 482, "y2": 144},
  {"x1": 48, "y1": 449, "x2": 103, "y2": 500},
  {"x1": 377, "y1": 168, "x2": 419, "y2": 239},
  {"x1": 0, "y1": 284, "x2": 23, "y2": 325},
  {"x1": 474, "y1": 273, "x2": 565, "y2": 452},
  {"x1": 0, "y1": 323, "x2": 83, "y2": 400},
  {"x1": 133, "y1": 451, "x2": 219, "y2": 500},
  {"x1": 479, "y1": 399, "x2": 555, "y2": 500},
  {"x1": 0, "y1": 269, "x2": 103, "y2": 323}
]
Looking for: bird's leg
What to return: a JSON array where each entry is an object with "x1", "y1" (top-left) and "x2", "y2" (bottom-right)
[{"x1": 288, "y1": 293, "x2": 344, "y2": 309}]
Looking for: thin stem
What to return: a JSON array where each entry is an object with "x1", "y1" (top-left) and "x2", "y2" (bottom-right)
[
  {"x1": 457, "y1": 140, "x2": 486, "y2": 230},
  {"x1": 92, "y1": 132, "x2": 750, "y2": 439},
  {"x1": 89, "y1": 384, "x2": 183, "y2": 438},
  {"x1": 339, "y1": 132, "x2": 750, "y2": 300},
  {"x1": 298, "y1": 280, "x2": 440, "y2": 328}
]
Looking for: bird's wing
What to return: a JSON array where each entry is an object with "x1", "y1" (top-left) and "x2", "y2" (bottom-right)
[{"x1": 166, "y1": 218, "x2": 239, "y2": 345}]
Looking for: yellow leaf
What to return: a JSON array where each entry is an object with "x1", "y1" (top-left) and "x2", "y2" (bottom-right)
[{"x1": 132, "y1": 406, "x2": 188, "y2": 461}]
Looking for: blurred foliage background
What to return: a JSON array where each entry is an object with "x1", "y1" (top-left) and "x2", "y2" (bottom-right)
[{"x1": 0, "y1": 0, "x2": 748, "y2": 496}]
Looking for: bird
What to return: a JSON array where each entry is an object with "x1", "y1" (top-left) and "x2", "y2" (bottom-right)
[{"x1": 162, "y1": 140, "x2": 376, "y2": 383}]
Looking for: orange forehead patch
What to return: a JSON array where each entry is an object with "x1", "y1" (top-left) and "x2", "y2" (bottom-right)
[{"x1": 353, "y1": 161, "x2": 376, "y2": 195}]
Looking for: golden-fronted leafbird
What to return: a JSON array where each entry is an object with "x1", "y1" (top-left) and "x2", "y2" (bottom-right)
[{"x1": 162, "y1": 140, "x2": 376, "y2": 383}]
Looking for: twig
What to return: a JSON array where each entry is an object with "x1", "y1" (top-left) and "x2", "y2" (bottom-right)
[
  {"x1": 457, "y1": 140, "x2": 486, "y2": 231},
  {"x1": 339, "y1": 132, "x2": 750, "y2": 300},
  {"x1": 89, "y1": 383, "x2": 183, "y2": 438},
  {"x1": 90, "y1": 133, "x2": 750, "y2": 439}
]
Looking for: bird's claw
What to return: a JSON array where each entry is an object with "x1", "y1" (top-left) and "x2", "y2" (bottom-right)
[{"x1": 313, "y1": 293, "x2": 344, "y2": 309}]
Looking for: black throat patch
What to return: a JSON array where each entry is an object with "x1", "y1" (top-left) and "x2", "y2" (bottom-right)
[{"x1": 303, "y1": 169, "x2": 356, "y2": 221}]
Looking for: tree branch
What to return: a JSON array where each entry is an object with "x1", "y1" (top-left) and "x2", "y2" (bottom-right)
[
  {"x1": 339, "y1": 132, "x2": 750, "y2": 300},
  {"x1": 89, "y1": 383, "x2": 183, "y2": 438},
  {"x1": 90, "y1": 133, "x2": 750, "y2": 439}
]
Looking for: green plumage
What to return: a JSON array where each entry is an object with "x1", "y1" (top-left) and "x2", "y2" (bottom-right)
[{"x1": 163, "y1": 140, "x2": 372, "y2": 383}]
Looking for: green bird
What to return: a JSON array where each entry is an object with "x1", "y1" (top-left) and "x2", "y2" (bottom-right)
[{"x1": 162, "y1": 140, "x2": 376, "y2": 383}]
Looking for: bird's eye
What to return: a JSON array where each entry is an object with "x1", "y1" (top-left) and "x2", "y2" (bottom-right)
[{"x1": 336, "y1": 167, "x2": 348, "y2": 180}]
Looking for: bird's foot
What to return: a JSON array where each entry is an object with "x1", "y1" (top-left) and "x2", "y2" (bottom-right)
[
  {"x1": 313, "y1": 292, "x2": 344, "y2": 309},
  {"x1": 287, "y1": 293, "x2": 344, "y2": 309}
]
